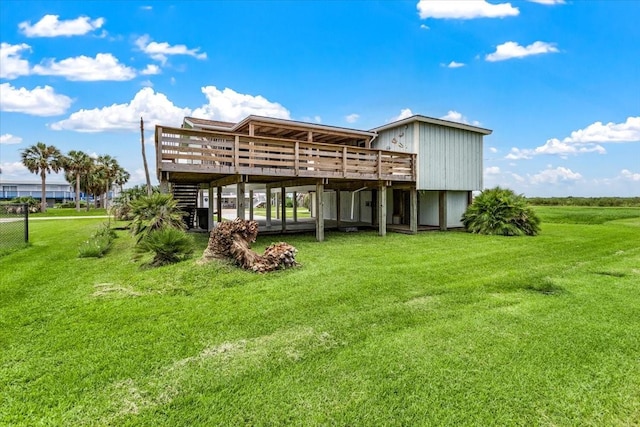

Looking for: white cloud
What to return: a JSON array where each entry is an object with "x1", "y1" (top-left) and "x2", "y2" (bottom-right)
[
  {"x1": 505, "y1": 148, "x2": 533, "y2": 160},
  {"x1": 140, "y1": 79, "x2": 154, "y2": 87},
  {"x1": 141, "y1": 6, "x2": 153, "y2": 10},
  {"x1": 0, "y1": 161, "x2": 27, "y2": 176},
  {"x1": 19, "y1": 14, "x2": 105, "y2": 37},
  {"x1": 390, "y1": 108, "x2": 414, "y2": 122},
  {"x1": 528, "y1": 0, "x2": 565, "y2": 4},
  {"x1": 192, "y1": 86, "x2": 290, "y2": 122},
  {"x1": 345, "y1": 113, "x2": 360, "y2": 124},
  {"x1": 141, "y1": 64, "x2": 161, "y2": 75},
  {"x1": 0, "y1": 134, "x2": 23, "y2": 145},
  {"x1": 32, "y1": 53, "x2": 136, "y2": 81},
  {"x1": 50, "y1": 86, "x2": 291, "y2": 133},
  {"x1": 135, "y1": 35, "x2": 207, "y2": 65},
  {"x1": 486, "y1": 41, "x2": 559, "y2": 62},
  {"x1": 420, "y1": 24, "x2": 430, "y2": 30},
  {"x1": 620, "y1": 169, "x2": 640, "y2": 182},
  {"x1": 530, "y1": 166, "x2": 582, "y2": 184},
  {"x1": 440, "y1": 110, "x2": 481, "y2": 126},
  {"x1": 564, "y1": 116, "x2": 640, "y2": 143},
  {"x1": 0, "y1": 43, "x2": 31, "y2": 79},
  {"x1": 417, "y1": 0, "x2": 519, "y2": 19},
  {"x1": 445, "y1": 61, "x2": 465, "y2": 68},
  {"x1": 0, "y1": 83, "x2": 72, "y2": 116},
  {"x1": 489, "y1": 147, "x2": 498, "y2": 153},
  {"x1": 485, "y1": 166, "x2": 500, "y2": 175},
  {"x1": 506, "y1": 117, "x2": 639, "y2": 160},
  {"x1": 50, "y1": 87, "x2": 190, "y2": 132}
]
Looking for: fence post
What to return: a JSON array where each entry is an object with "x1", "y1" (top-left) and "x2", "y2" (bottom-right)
[{"x1": 24, "y1": 203, "x2": 29, "y2": 243}]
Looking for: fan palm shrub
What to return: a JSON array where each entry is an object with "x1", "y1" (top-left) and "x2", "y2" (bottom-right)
[
  {"x1": 129, "y1": 193, "x2": 186, "y2": 241},
  {"x1": 462, "y1": 187, "x2": 540, "y2": 236},
  {"x1": 134, "y1": 227, "x2": 194, "y2": 266}
]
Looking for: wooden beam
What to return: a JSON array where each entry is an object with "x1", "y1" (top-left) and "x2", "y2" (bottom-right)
[
  {"x1": 409, "y1": 187, "x2": 417, "y2": 234},
  {"x1": 266, "y1": 177, "x2": 317, "y2": 190},
  {"x1": 236, "y1": 182, "x2": 245, "y2": 220},
  {"x1": 208, "y1": 186, "x2": 214, "y2": 231},
  {"x1": 292, "y1": 191, "x2": 298, "y2": 223},
  {"x1": 266, "y1": 187, "x2": 272, "y2": 228},
  {"x1": 210, "y1": 174, "x2": 243, "y2": 188},
  {"x1": 336, "y1": 190, "x2": 341, "y2": 229},
  {"x1": 378, "y1": 183, "x2": 387, "y2": 237},
  {"x1": 281, "y1": 187, "x2": 287, "y2": 232},
  {"x1": 316, "y1": 181, "x2": 324, "y2": 242},
  {"x1": 249, "y1": 190, "x2": 254, "y2": 221},
  {"x1": 216, "y1": 186, "x2": 222, "y2": 223},
  {"x1": 439, "y1": 190, "x2": 447, "y2": 231}
]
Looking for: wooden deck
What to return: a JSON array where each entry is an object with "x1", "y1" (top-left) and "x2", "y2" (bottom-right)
[{"x1": 155, "y1": 126, "x2": 416, "y2": 184}]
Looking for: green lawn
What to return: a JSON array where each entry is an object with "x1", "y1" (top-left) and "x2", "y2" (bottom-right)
[
  {"x1": 30, "y1": 208, "x2": 109, "y2": 217},
  {"x1": 1, "y1": 207, "x2": 639, "y2": 425},
  {"x1": 253, "y1": 206, "x2": 312, "y2": 219}
]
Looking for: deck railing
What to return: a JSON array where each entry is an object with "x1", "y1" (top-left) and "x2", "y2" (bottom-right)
[{"x1": 156, "y1": 126, "x2": 416, "y2": 182}]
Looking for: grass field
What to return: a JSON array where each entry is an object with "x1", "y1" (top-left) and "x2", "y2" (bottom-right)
[{"x1": 1, "y1": 207, "x2": 639, "y2": 425}]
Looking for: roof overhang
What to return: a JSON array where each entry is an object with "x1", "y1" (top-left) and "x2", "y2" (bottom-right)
[
  {"x1": 183, "y1": 115, "x2": 376, "y2": 146},
  {"x1": 370, "y1": 114, "x2": 493, "y2": 135}
]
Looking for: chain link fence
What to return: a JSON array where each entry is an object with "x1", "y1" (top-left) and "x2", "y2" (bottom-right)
[{"x1": 0, "y1": 203, "x2": 29, "y2": 252}]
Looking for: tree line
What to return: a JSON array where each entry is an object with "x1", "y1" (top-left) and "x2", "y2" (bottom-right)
[
  {"x1": 19, "y1": 142, "x2": 130, "y2": 213},
  {"x1": 526, "y1": 197, "x2": 640, "y2": 207}
]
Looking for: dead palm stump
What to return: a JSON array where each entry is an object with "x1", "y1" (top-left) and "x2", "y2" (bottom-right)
[{"x1": 202, "y1": 218, "x2": 298, "y2": 272}]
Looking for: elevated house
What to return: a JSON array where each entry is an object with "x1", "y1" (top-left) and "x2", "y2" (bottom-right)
[{"x1": 155, "y1": 114, "x2": 491, "y2": 241}]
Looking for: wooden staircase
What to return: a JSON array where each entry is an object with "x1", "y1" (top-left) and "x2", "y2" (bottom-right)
[{"x1": 171, "y1": 183, "x2": 199, "y2": 229}]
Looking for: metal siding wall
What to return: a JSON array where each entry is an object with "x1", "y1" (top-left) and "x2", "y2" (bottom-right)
[
  {"x1": 418, "y1": 123, "x2": 482, "y2": 191},
  {"x1": 446, "y1": 191, "x2": 468, "y2": 228},
  {"x1": 419, "y1": 190, "x2": 439, "y2": 226},
  {"x1": 373, "y1": 125, "x2": 414, "y2": 152}
]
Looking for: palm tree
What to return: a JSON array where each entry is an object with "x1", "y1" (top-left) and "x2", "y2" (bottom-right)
[
  {"x1": 96, "y1": 155, "x2": 120, "y2": 210},
  {"x1": 114, "y1": 166, "x2": 130, "y2": 193},
  {"x1": 63, "y1": 150, "x2": 92, "y2": 212},
  {"x1": 20, "y1": 142, "x2": 64, "y2": 213}
]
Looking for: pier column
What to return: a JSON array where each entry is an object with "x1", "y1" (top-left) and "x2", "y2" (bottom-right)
[
  {"x1": 378, "y1": 183, "x2": 387, "y2": 237},
  {"x1": 316, "y1": 182, "x2": 325, "y2": 242}
]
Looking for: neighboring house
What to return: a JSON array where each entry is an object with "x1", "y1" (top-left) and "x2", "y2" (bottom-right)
[
  {"x1": 155, "y1": 114, "x2": 492, "y2": 240},
  {"x1": 0, "y1": 181, "x2": 74, "y2": 206}
]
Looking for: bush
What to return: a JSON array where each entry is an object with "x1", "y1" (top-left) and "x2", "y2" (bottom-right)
[
  {"x1": 134, "y1": 227, "x2": 194, "y2": 266},
  {"x1": 129, "y1": 193, "x2": 186, "y2": 241},
  {"x1": 462, "y1": 187, "x2": 540, "y2": 236}
]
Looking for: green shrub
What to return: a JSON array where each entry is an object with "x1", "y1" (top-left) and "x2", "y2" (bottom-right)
[
  {"x1": 134, "y1": 227, "x2": 194, "y2": 266},
  {"x1": 462, "y1": 187, "x2": 540, "y2": 236},
  {"x1": 129, "y1": 193, "x2": 186, "y2": 241}
]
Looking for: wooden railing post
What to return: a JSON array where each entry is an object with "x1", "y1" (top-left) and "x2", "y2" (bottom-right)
[
  {"x1": 295, "y1": 141, "x2": 300, "y2": 176},
  {"x1": 377, "y1": 150, "x2": 382, "y2": 179},
  {"x1": 342, "y1": 146, "x2": 348, "y2": 177},
  {"x1": 234, "y1": 135, "x2": 239, "y2": 173}
]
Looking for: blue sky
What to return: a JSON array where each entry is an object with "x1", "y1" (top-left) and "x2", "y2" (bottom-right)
[{"x1": 1, "y1": 0, "x2": 638, "y2": 197}]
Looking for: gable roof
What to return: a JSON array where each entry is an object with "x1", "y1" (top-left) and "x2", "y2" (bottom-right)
[{"x1": 370, "y1": 114, "x2": 493, "y2": 135}]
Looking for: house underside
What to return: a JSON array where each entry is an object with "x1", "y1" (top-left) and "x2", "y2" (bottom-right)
[{"x1": 155, "y1": 115, "x2": 485, "y2": 241}]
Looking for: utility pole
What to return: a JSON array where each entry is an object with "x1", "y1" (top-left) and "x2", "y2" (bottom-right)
[{"x1": 140, "y1": 117, "x2": 152, "y2": 195}]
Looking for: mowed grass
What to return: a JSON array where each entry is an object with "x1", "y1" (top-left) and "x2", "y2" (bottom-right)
[{"x1": 1, "y1": 207, "x2": 639, "y2": 426}]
